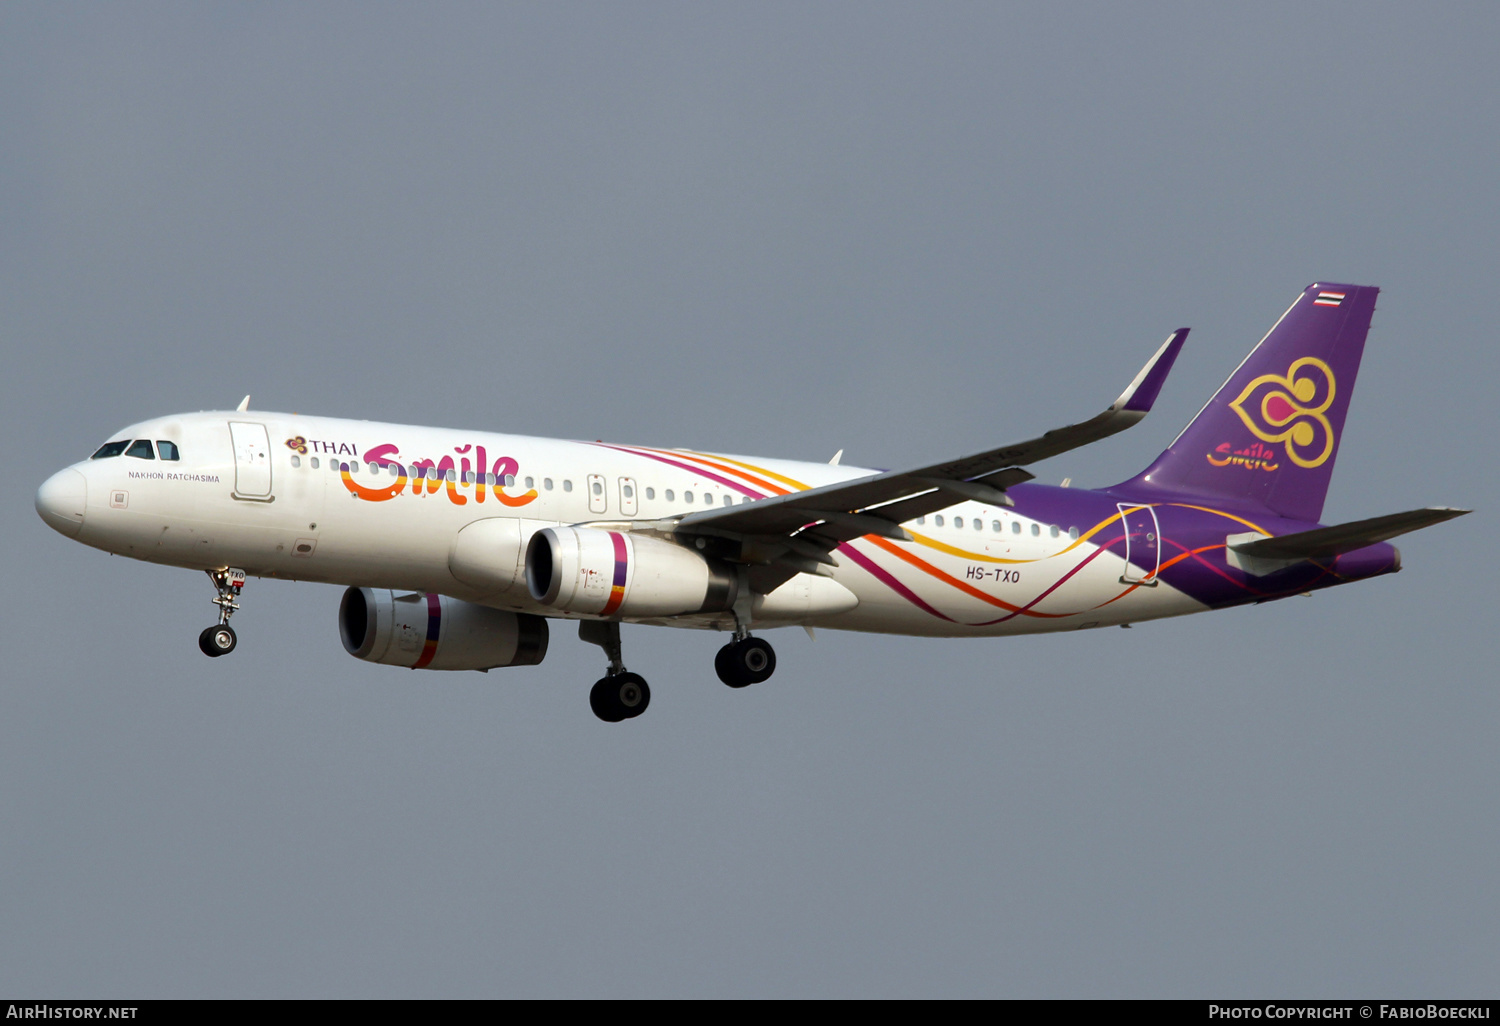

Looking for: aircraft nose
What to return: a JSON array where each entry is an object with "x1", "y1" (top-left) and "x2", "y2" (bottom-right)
[{"x1": 36, "y1": 468, "x2": 87, "y2": 538}]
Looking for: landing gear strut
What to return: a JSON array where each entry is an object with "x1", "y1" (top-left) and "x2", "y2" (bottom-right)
[
  {"x1": 579, "y1": 620, "x2": 651, "y2": 722},
  {"x1": 716, "y1": 574, "x2": 776, "y2": 687},
  {"x1": 199, "y1": 568, "x2": 246, "y2": 658}
]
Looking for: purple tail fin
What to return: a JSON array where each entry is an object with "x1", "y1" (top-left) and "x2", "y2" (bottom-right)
[{"x1": 1114, "y1": 283, "x2": 1378, "y2": 523}]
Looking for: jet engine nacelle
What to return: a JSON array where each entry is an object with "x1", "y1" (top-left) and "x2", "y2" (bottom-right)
[
  {"x1": 525, "y1": 526, "x2": 738, "y2": 617},
  {"x1": 339, "y1": 587, "x2": 549, "y2": 670}
]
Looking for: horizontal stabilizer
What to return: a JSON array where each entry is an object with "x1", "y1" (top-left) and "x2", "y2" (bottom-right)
[{"x1": 1226, "y1": 506, "x2": 1469, "y2": 576}]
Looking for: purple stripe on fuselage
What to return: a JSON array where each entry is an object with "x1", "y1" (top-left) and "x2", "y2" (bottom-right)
[
  {"x1": 969, "y1": 539, "x2": 1120, "y2": 626},
  {"x1": 837, "y1": 542, "x2": 957, "y2": 622},
  {"x1": 587, "y1": 443, "x2": 768, "y2": 499},
  {"x1": 980, "y1": 483, "x2": 1399, "y2": 612}
]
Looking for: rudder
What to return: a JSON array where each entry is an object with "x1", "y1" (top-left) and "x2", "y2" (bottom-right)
[{"x1": 1115, "y1": 283, "x2": 1378, "y2": 523}]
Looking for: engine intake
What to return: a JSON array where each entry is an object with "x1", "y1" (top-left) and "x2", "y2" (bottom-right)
[
  {"x1": 339, "y1": 587, "x2": 548, "y2": 670},
  {"x1": 525, "y1": 527, "x2": 737, "y2": 617}
]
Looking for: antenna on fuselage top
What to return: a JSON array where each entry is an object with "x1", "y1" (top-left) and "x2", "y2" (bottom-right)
[{"x1": 236, "y1": 396, "x2": 250, "y2": 412}]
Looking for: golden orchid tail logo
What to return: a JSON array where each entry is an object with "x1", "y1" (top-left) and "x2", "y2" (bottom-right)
[{"x1": 1227, "y1": 357, "x2": 1337, "y2": 468}]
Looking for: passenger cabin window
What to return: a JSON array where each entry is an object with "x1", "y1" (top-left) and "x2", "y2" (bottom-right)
[
  {"x1": 991, "y1": 520, "x2": 1001, "y2": 532},
  {"x1": 1031, "y1": 523, "x2": 1040, "y2": 536},
  {"x1": 125, "y1": 439, "x2": 155, "y2": 460},
  {"x1": 1012, "y1": 521, "x2": 1022, "y2": 534},
  {"x1": 1050, "y1": 525, "x2": 1060, "y2": 538},
  {"x1": 684, "y1": 491, "x2": 693, "y2": 504},
  {"x1": 562, "y1": 480, "x2": 573, "y2": 492},
  {"x1": 91, "y1": 440, "x2": 130, "y2": 459},
  {"x1": 311, "y1": 457, "x2": 320, "y2": 469},
  {"x1": 290, "y1": 455, "x2": 301, "y2": 468},
  {"x1": 934, "y1": 515, "x2": 944, "y2": 527},
  {"x1": 544, "y1": 478, "x2": 553, "y2": 490},
  {"x1": 1069, "y1": 527, "x2": 1079, "y2": 540},
  {"x1": 723, "y1": 494, "x2": 732, "y2": 507},
  {"x1": 645, "y1": 487, "x2": 655, "y2": 500},
  {"x1": 157, "y1": 440, "x2": 180, "y2": 461},
  {"x1": 524, "y1": 477, "x2": 534, "y2": 489},
  {"x1": 665, "y1": 489, "x2": 675, "y2": 502}
]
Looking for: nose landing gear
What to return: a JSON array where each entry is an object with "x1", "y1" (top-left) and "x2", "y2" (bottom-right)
[
  {"x1": 579, "y1": 620, "x2": 651, "y2": 722},
  {"x1": 199, "y1": 568, "x2": 246, "y2": 658}
]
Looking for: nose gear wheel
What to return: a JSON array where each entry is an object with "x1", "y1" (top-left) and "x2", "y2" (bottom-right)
[{"x1": 199, "y1": 624, "x2": 237, "y2": 657}]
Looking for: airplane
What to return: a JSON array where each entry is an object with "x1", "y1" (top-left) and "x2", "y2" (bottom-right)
[{"x1": 35, "y1": 283, "x2": 1468, "y2": 722}]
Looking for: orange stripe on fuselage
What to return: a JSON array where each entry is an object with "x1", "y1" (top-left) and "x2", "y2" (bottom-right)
[
  {"x1": 863, "y1": 535, "x2": 1068, "y2": 617},
  {"x1": 677, "y1": 450, "x2": 809, "y2": 494}
]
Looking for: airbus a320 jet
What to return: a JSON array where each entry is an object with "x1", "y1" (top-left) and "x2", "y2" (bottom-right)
[{"x1": 36, "y1": 284, "x2": 1467, "y2": 721}]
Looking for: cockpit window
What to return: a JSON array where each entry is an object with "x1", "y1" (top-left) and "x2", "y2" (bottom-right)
[
  {"x1": 157, "y1": 440, "x2": 180, "y2": 461},
  {"x1": 91, "y1": 440, "x2": 130, "y2": 459},
  {"x1": 125, "y1": 439, "x2": 155, "y2": 460}
]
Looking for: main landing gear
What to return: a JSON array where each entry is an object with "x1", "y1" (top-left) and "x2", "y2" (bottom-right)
[
  {"x1": 199, "y1": 568, "x2": 246, "y2": 658},
  {"x1": 715, "y1": 633, "x2": 776, "y2": 688},
  {"x1": 579, "y1": 620, "x2": 651, "y2": 723},
  {"x1": 575, "y1": 619, "x2": 778, "y2": 720}
]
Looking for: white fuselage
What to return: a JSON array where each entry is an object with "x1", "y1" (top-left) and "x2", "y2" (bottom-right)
[{"x1": 48, "y1": 410, "x2": 1207, "y2": 638}]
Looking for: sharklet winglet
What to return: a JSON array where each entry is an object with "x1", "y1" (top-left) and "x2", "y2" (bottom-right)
[{"x1": 1113, "y1": 328, "x2": 1189, "y2": 415}]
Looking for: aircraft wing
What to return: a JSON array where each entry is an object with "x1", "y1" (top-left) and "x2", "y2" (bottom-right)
[{"x1": 671, "y1": 329, "x2": 1188, "y2": 567}]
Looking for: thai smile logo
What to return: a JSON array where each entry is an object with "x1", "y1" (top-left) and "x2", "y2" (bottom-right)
[{"x1": 1227, "y1": 357, "x2": 1337, "y2": 469}]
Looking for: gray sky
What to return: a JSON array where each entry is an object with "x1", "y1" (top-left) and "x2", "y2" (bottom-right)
[{"x1": 2, "y1": 3, "x2": 1495, "y2": 997}]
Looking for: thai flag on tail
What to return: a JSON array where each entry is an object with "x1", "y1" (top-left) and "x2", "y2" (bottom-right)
[{"x1": 1314, "y1": 290, "x2": 1346, "y2": 307}]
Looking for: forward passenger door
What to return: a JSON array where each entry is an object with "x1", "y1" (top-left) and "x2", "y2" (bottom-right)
[{"x1": 229, "y1": 422, "x2": 273, "y2": 500}]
